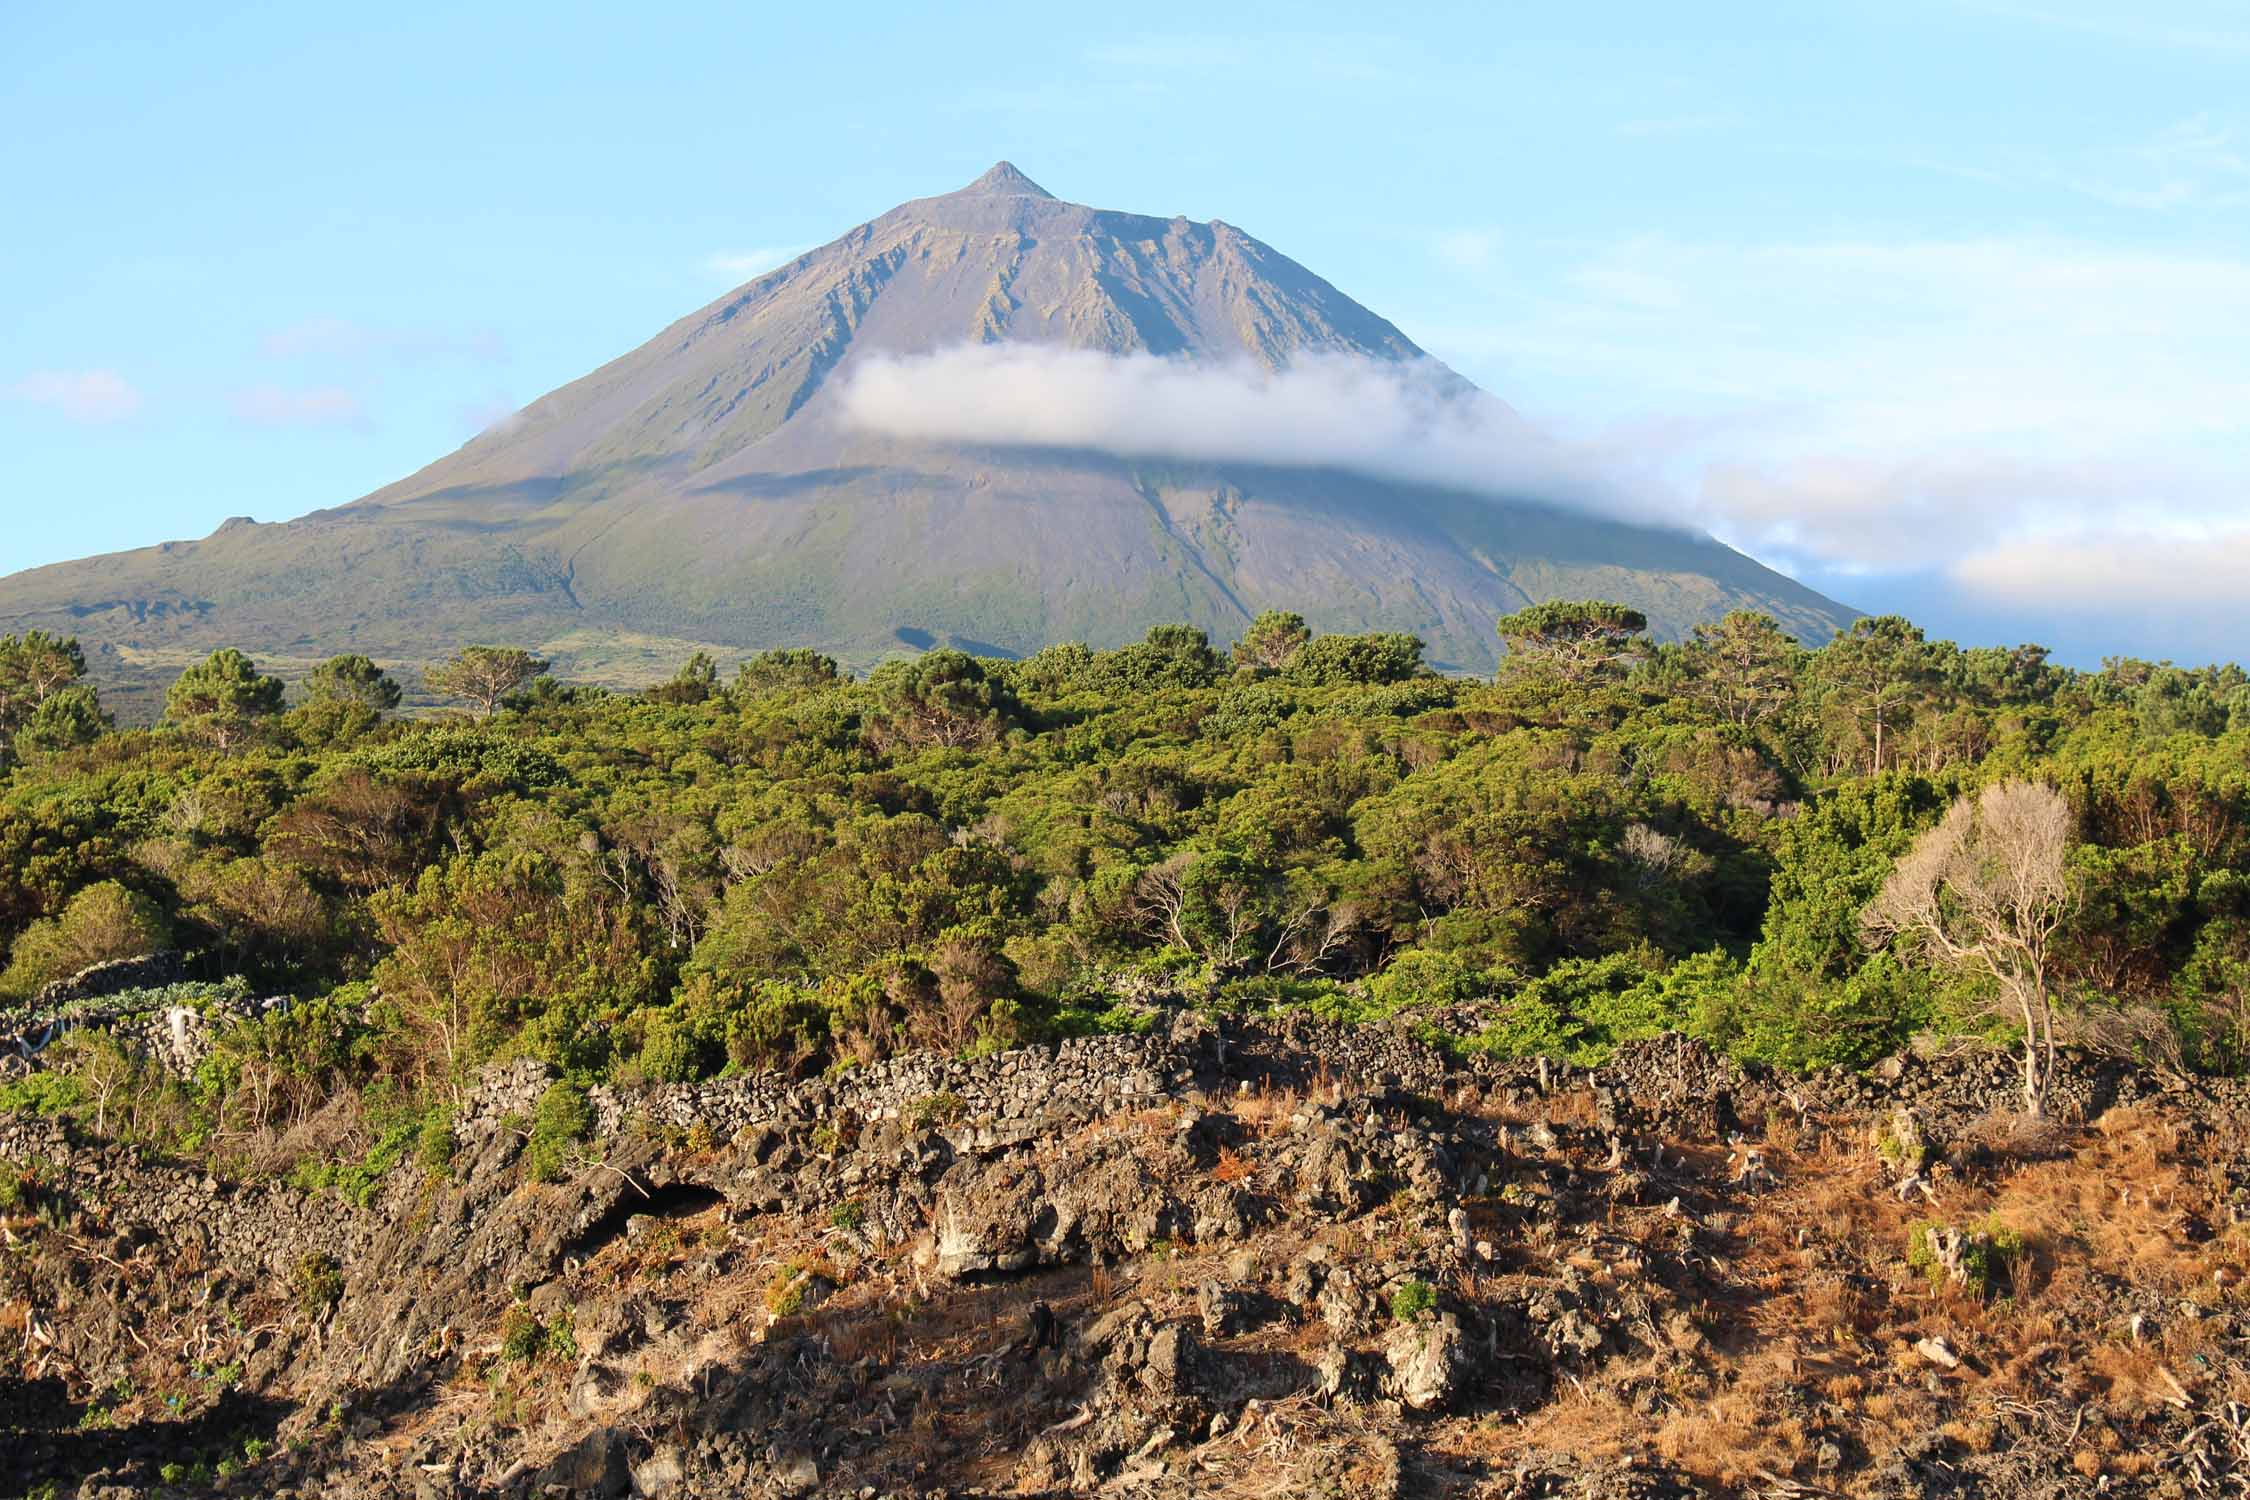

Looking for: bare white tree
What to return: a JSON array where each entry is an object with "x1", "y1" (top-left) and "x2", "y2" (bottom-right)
[{"x1": 1862, "y1": 781, "x2": 2077, "y2": 1117}]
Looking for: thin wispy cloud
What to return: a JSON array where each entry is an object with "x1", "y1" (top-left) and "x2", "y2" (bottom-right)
[
  {"x1": 1430, "y1": 229, "x2": 1506, "y2": 273},
  {"x1": 455, "y1": 394, "x2": 522, "y2": 439},
  {"x1": 706, "y1": 247, "x2": 803, "y2": 283},
  {"x1": 1771, "y1": 115, "x2": 2249, "y2": 218},
  {"x1": 4, "y1": 369, "x2": 142, "y2": 423},
  {"x1": 1933, "y1": 113, "x2": 2250, "y2": 212},
  {"x1": 230, "y1": 384, "x2": 370, "y2": 430},
  {"x1": 1952, "y1": 0, "x2": 2250, "y2": 54},
  {"x1": 259, "y1": 318, "x2": 508, "y2": 363}
]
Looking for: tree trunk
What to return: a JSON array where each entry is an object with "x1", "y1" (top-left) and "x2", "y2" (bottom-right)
[{"x1": 2016, "y1": 987, "x2": 2046, "y2": 1118}]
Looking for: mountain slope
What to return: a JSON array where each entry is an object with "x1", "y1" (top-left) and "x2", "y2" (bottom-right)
[{"x1": 0, "y1": 163, "x2": 1853, "y2": 689}]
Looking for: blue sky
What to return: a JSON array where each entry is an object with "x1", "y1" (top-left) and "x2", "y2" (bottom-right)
[{"x1": 4, "y1": 1, "x2": 2246, "y2": 663}]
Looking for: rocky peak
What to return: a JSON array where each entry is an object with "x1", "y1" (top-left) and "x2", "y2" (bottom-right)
[{"x1": 954, "y1": 159, "x2": 1053, "y2": 199}]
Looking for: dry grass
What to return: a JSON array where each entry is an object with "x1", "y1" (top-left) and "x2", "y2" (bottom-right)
[
  {"x1": 1650, "y1": 1387, "x2": 1814, "y2": 1486},
  {"x1": 1231, "y1": 1084, "x2": 1308, "y2": 1137}
]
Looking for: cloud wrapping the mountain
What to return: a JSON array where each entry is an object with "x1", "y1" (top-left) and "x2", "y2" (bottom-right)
[{"x1": 839, "y1": 345, "x2": 1660, "y2": 522}]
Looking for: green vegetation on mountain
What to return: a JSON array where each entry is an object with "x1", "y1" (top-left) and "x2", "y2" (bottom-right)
[{"x1": 4, "y1": 605, "x2": 2248, "y2": 1173}]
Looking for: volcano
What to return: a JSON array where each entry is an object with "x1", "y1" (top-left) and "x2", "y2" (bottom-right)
[{"x1": 0, "y1": 163, "x2": 1851, "y2": 693}]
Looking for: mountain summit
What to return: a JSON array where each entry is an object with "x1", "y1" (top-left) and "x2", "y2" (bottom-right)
[
  {"x1": 0, "y1": 165, "x2": 1850, "y2": 693},
  {"x1": 955, "y1": 160, "x2": 1054, "y2": 197}
]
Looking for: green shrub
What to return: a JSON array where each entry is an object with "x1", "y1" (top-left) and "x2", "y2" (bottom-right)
[
  {"x1": 1906, "y1": 1217, "x2": 2025, "y2": 1297},
  {"x1": 0, "y1": 880, "x2": 171, "y2": 999},
  {"x1": 416, "y1": 1109, "x2": 457, "y2": 1178},
  {"x1": 544, "y1": 1306, "x2": 578, "y2": 1362},
  {"x1": 0, "y1": 1070, "x2": 86, "y2": 1118},
  {"x1": 498, "y1": 1303, "x2": 544, "y2": 1364},
  {"x1": 293, "y1": 1252, "x2": 344, "y2": 1320},
  {"x1": 908, "y1": 1091, "x2": 965, "y2": 1129},
  {"x1": 763, "y1": 1256, "x2": 834, "y2": 1318},
  {"x1": 524, "y1": 1081, "x2": 593, "y2": 1183},
  {"x1": 1389, "y1": 1278, "x2": 1438, "y2": 1323}
]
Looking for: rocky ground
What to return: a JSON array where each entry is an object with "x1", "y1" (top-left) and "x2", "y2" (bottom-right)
[{"x1": 4, "y1": 1010, "x2": 2247, "y2": 1499}]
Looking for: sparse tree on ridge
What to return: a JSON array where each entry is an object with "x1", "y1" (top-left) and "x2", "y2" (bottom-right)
[
  {"x1": 1680, "y1": 611, "x2": 1804, "y2": 730},
  {"x1": 165, "y1": 648, "x2": 285, "y2": 751},
  {"x1": 646, "y1": 652, "x2": 721, "y2": 706},
  {"x1": 14, "y1": 685, "x2": 110, "y2": 758},
  {"x1": 0, "y1": 631, "x2": 107, "y2": 764},
  {"x1": 287, "y1": 653, "x2": 403, "y2": 746},
  {"x1": 734, "y1": 648, "x2": 842, "y2": 699},
  {"x1": 425, "y1": 646, "x2": 550, "y2": 719},
  {"x1": 0, "y1": 631, "x2": 88, "y2": 721},
  {"x1": 1494, "y1": 600, "x2": 1650, "y2": 683},
  {"x1": 305, "y1": 654, "x2": 404, "y2": 713},
  {"x1": 1812, "y1": 616, "x2": 1941, "y2": 776},
  {"x1": 1233, "y1": 610, "x2": 1312, "y2": 673},
  {"x1": 1862, "y1": 780, "x2": 2077, "y2": 1116}
]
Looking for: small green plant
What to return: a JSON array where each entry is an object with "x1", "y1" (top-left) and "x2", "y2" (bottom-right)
[
  {"x1": 524, "y1": 1081, "x2": 593, "y2": 1183},
  {"x1": 416, "y1": 1109, "x2": 458, "y2": 1179},
  {"x1": 908, "y1": 1091, "x2": 966, "y2": 1129},
  {"x1": 499, "y1": 1303, "x2": 545, "y2": 1364},
  {"x1": 292, "y1": 1098, "x2": 448, "y2": 1209},
  {"x1": 293, "y1": 1251, "x2": 344, "y2": 1320},
  {"x1": 1390, "y1": 1278, "x2": 1438, "y2": 1323},
  {"x1": 0, "y1": 1158, "x2": 40, "y2": 1213},
  {"x1": 159, "y1": 1463, "x2": 187, "y2": 1485},
  {"x1": 544, "y1": 1306, "x2": 579, "y2": 1362},
  {"x1": 1906, "y1": 1217, "x2": 2025, "y2": 1298},
  {"x1": 496, "y1": 1301, "x2": 577, "y2": 1365},
  {"x1": 828, "y1": 1199, "x2": 866, "y2": 1231},
  {"x1": 764, "y1": 1256, "x2": 834, "y2": 1318},
  {"x1": 242, "y1": 1437, "x2": 269, "y2": 1461},
  {"x1": 809, "y1": 1122, "x2": 842, "y2": 1155},
  {"x1": 767, "y1": 1270, "x2": 810, "y2": 1318}
]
